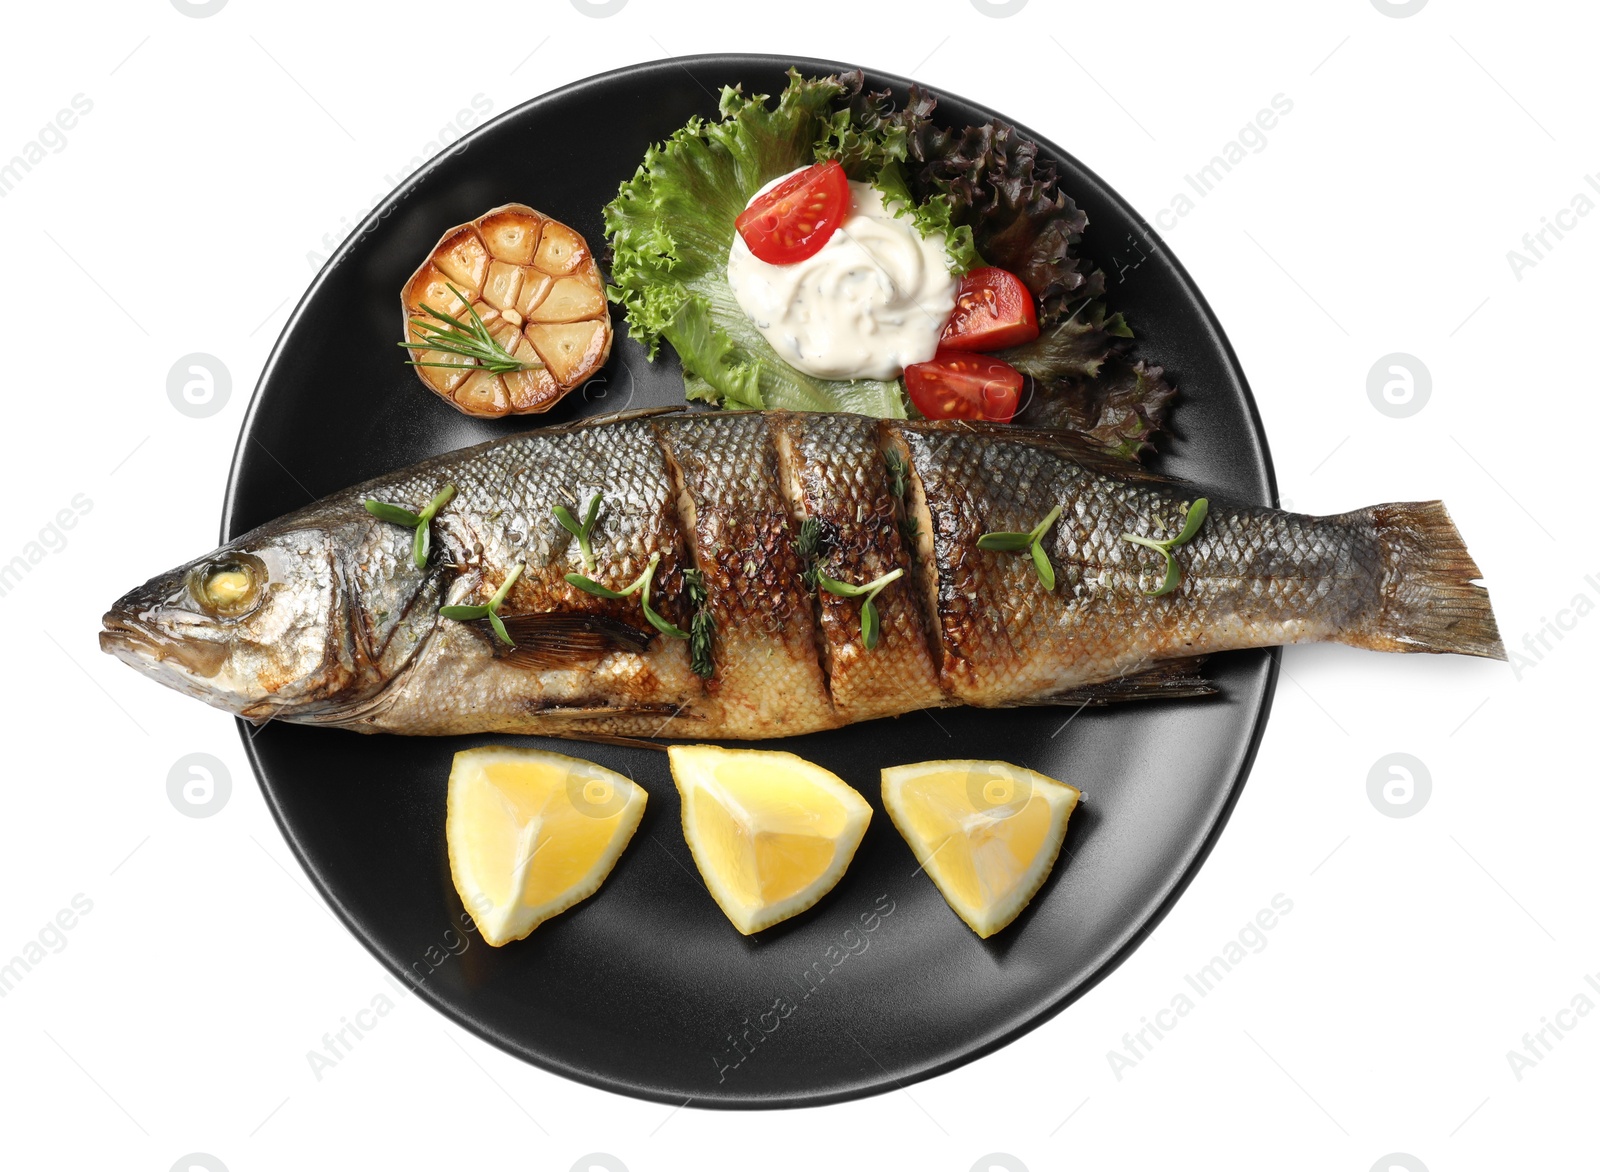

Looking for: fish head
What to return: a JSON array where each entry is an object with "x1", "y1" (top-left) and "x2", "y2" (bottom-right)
[{"x1": 99, "y1": 523, "x2": 385, "y2": 722}]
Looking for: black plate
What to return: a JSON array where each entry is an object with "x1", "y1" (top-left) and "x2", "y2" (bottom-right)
[{"x1": 226, "y1": 54, "x2": 1278, "y2": 1108}]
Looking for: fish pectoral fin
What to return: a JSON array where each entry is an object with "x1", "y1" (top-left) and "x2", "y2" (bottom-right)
[
  {"x1": 495, "y1": 612, "x2": 654, "y2": 670},
  {"x1": 1044, "y1": 656, "x2": 1216, "y2": 706}
]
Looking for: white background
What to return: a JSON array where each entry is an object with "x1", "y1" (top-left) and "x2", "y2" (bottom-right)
[{"x1": 0, "y1": 1, "x2": 1592, "y2": 1169}]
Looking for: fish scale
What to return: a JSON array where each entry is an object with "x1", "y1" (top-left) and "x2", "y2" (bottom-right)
[
  {"x1": 101, "y1": 410, "x2": 1505, "y2": 739},
  {"x1": 776, "y1": 414, "x2": 944, "y2": 723},
  {"x1": 655, "y1": 412, "x2": 836, "y2": 738}
]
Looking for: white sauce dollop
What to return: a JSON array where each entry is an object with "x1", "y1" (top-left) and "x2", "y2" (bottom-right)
[{"x1": 726, "y1": 172, "x2": 958, "y2": 381}]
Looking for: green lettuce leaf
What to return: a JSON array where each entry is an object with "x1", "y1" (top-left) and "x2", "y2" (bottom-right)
[
  {"x1": 795, "y1": 73, "x2": 1176, "y2": 458},
  {"x1": 604, "y1": 72, "x2": 905, "y2": 417},
  {"x1": 814, "y1": 101, "x2": 980, "y2": 274},
  {"x1": 832, "y1": 74, "x2": 1102, "y2": 326},
  {"x1": 604, "y1": 70, "x2": 1177, "y2": 460}
]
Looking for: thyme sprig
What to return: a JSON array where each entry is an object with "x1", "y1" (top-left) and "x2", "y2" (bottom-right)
[
  {"x1": 553, "y1": 492, "x2": 602, "y2": 571},
  {"x1": 977, "y1": 504, "x2": 1062, "y2": 590},
  {"x1": 400, "y1": 283, "x2": 544, "y2": 374},
  {"x1": 364, "y1": 484, "x2": 457, "y2": 570},
  {"x1": 794, "y1": 517, "x2": 826, "y2": 589},
  {"x1": 884, "y1": 450, "x2": 909, "y2": 499},
  {"x1": 816, "y1": 567, "x2": 904, "y2": 650},
  {"x1": 683, "y1": 567, "x2": 715, "y2": 678},
  {"x1": 1121, "y1": 498, "x2": 1209, "y2": 597},
  {"x1": 566, "y1": 552, "x2": 689, "y2": 640},
  {"x1": 440, "y1": 562, "x2": 525, "y2": 647}
]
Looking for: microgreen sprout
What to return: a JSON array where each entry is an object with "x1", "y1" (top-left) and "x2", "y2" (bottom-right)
[
  {"x1": 364, "y1": 484, "x2": 457, "y2": 570},
  {"x1": 816, "y1": 567, "x2": 904, "y2": 650},
  {"x1": 566, "y1": 552, "x2": 690, "y2": 640},
  {"x1": 553, "y1": 492, "x2": 603, "y2": 571},
  {"x1": 440, "y1": 562, "x2": 525, "y2": 647},
  {"x1": 977, "y1": 504, "x2": 1062, "y2": 590},
  {"x1": 1121, "y1": 498, "x2": 1209, "y2": 597}
]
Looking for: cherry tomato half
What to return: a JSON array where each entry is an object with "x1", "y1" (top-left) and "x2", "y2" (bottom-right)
[
  {"x1": 904, "y1": 349, "x2": 1025, "y2": 423},
  {"x1": 939, "y1": 266, "x2": 1040, "y2": 351},
  {"x1": 734, "y1": 160, "x2": 850, "y2": 266}
]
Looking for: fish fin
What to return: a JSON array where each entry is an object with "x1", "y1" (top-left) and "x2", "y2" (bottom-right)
[
  {"x1": 494, "y1": 612, "x2": 654, "y2": 669},
  {"x1": 1343, "y1": 501, "x2": 1506, "y2": 660},
  {"x1": 544, "y1": 731, "x2": 670, "y2": 752},
  {"x1": 555, "y1": 404, "x2": 690, "y2": 430},
  {"x1": 903, "y1": 419, "x2": 1180, "y2": 485},
  {"x1": 1043, "y1": 656, "x2": 1216, "y2": 706},
  {"x1": 1009, "y1": 426, "x2": 1179, "y2": 483}
]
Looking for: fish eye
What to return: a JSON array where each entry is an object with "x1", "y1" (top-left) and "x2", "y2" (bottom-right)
[{"x1": 190, "y1": 554, "x2": 265, "y2": 617}]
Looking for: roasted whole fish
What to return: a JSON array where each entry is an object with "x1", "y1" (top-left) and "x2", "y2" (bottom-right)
[{"x1": 100, "y1": 409, "x2": 1503, "y2": 739}]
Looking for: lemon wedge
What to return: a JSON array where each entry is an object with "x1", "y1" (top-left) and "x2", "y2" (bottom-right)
[
  {"x1": 447, "y1": 746, "x2": 646, "y2": 946},
  {"x1": 882, "y1": 760, "x2": 1080, "y2": 938},
  {"x1": 668, "y1": 745, "x2": 872, "y2": 935}
]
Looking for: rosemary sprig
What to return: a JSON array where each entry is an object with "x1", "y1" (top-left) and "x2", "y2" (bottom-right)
[
  {"x1": 816, "y1": 567, "x2": 904, "y2": 650},
  {"x1": 566, "y1": 552, "x2": 689, "y2": 640},
  {"x1": 400, "y1": 283, "x2": 544, "y2": 374},
  {"x1": 440, "y1": 562, "x2": 524, "y2": 647},
  {"x1": 553, "y1": 492, "x2": 602, "y2": 571},
  {"x1": 683, "y1": 567, "x2": 715, "y2": 678},
  {"x1": 364, "y1": 484, "x2": 457, "y2": 570},
  {"x1": 977, "y1": 504, "x2": 1062, "y2": 590},
  {"x1": 1121, "y1": 498, "x2": 1209, "y2": 597}
]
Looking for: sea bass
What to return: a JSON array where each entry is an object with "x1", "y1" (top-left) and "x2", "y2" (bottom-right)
[{"x1": 100, "y1": 409, "x2": 1503, "y2": 739}]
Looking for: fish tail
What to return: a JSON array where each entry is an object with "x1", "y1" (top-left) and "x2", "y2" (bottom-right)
[{"x1": 1341, "y1": 501, "x2": 1505, "y2": 660}]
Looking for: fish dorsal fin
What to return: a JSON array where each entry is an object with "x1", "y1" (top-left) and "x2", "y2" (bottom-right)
[
  {"x1": 554, "y1": 404, "x2": 691, "y2": 431},
  {"x1": 494, "y1": 612, "x2": 654, "y2": 669},
  {"x1": 900, "y1": 419, "x2": 1180, "y2": 485}
]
